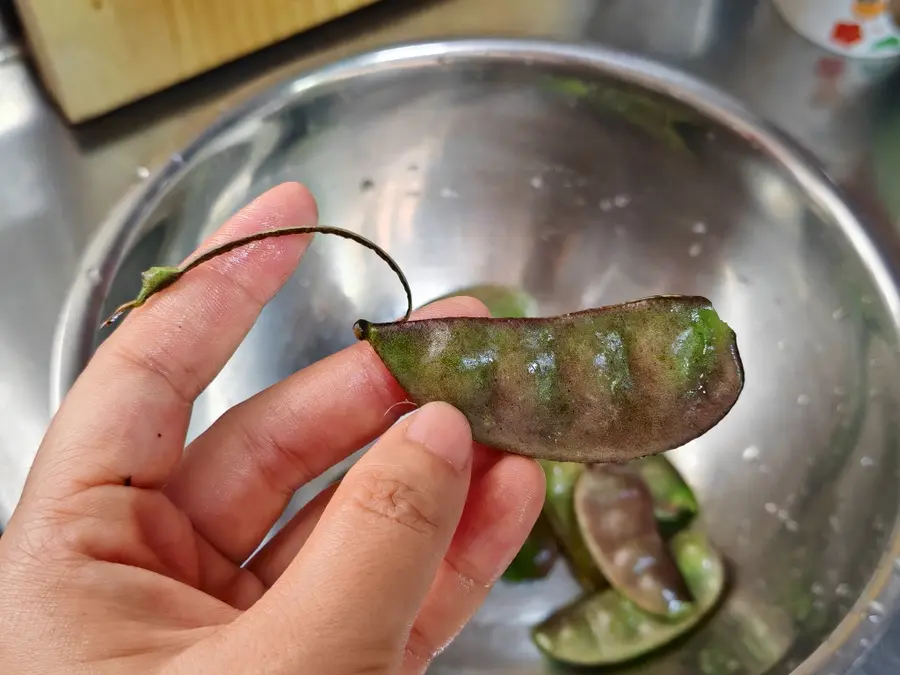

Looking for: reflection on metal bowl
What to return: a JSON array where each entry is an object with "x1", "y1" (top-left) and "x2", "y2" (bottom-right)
[{"x1": 52, "y1": 39, "x2": 900, "y2": 675}]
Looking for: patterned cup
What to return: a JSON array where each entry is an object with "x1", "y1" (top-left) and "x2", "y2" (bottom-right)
[{"x1": 772, "y1": 0, "x2": 900, "y2": 58}]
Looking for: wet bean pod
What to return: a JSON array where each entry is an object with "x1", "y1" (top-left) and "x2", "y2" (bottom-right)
[
  {"x1": 356, "y1": 296, "x2": 743, "y2": 463},
  {"x1": 501, "y1": 513, "x2": 560, "y2": 583},
  {"x1": 633, "y1": 454, "x2": 699, "y2": 531},
  {"x1": 539, "y1": 460, "x2": 608, "y2": 592},
  {"x1": 573, "y1": 462, "x2": 693, "y2": 617},
  {"x1": 532, "y1": 528, "x2": 726, "y2": 667}
]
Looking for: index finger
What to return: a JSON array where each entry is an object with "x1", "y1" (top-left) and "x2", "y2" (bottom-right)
[{"x1": 28, "y1": 183, "x2": 318, "y2": 502}]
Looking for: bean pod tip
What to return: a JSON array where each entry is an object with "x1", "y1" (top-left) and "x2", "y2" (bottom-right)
[{"x1": 353, "y1": 319, "x2": 371, "y2": 341}]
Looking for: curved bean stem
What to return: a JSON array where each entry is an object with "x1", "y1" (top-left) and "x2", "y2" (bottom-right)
[{"x1": 100, "y1": 225, "x2": 412, "y2": 328}]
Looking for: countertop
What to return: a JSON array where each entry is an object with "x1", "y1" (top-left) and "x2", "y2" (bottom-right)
[{"x1": 1, "y1": 0, "x2": 899, "y2": 671}]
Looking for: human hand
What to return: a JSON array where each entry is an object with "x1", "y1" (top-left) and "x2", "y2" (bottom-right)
[{"x1": 0, "y1": 183, "x2": 546, "y2": 674}]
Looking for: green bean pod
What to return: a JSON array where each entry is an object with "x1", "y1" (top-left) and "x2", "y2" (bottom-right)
[
  {"x1": 531, "y1": 527, "x2": 726, "y2": 668},
  {"x1": 428, "y1": 283, "x2": 538, "y2": 319},
  {"x1": 633, "y1": 454, "x2": 699, "y2": 528},
  {"x1": 539, "y1": 460, "x2": 608, "y2": 592},
  {"x1": 573, "y1": 462, "x2": 693, "y2": 617},
  {"x1": 355, "y1": 295, "x2": 743, "y2": 463},
  {"x1": 500, "y1": 512, "x2": 560, "y2": 583}
]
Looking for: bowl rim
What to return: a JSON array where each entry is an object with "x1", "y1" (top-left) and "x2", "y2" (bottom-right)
[{"x1": 49, "y1": 36, "x2": 900, "y2": 675}]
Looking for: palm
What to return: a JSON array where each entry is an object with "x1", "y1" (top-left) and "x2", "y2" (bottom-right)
[{"x1": 113, "y1": 488, "x2": 265, "y2": 609}]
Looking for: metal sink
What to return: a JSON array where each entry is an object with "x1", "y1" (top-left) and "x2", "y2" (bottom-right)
[{"x1": 49, "y1": 39, "x2": 900, "y2": 674}]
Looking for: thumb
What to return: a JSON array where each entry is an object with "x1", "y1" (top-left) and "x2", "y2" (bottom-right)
[{"x1": 229, "y1": 402, "x2": 474, "y2": 674}]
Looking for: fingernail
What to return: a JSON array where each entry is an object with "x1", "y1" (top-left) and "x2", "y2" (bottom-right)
[{"x1": 406, "y1": 402, "x2": 472, "y2": 472}]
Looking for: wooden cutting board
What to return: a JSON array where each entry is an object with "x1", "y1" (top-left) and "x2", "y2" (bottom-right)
[{"x1": 13, "y1": 0, "x2": 382, "y2": 123}]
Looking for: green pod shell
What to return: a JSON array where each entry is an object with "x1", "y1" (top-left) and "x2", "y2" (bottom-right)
[
  {"x1": 428, "y1": 283, "x2": 538, "y2": 319},
  {"x1": 539, "y1": 460, "x2": 608, "y2": 592},
  {"x1": 355, "y1": 295, "x2": 743, "y2": 463},
  {"x1": 501, "y1": 512, "x2": 560, "y2": 583},
  {"x1": 573, "y1": 463, "x2": 693, "y2": 618},
  {"x1": 531, "y1": 528, "x2": 726, "y2": 668},
  {"x1": 633, "y1": 454, "x2": 699, "y2": 526}
]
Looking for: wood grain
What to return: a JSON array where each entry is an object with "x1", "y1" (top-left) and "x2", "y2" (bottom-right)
[{"x1": 13, "y1": 0, "x2": 381, "y2": 122}]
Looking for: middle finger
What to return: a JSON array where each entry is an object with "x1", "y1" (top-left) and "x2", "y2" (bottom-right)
[{"x1": 164, "y1": 295, "x2": 490, "y2": 564}]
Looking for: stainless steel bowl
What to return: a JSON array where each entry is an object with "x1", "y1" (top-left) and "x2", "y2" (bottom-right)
[{"x1": 51, "y1": 39, "x2": 900, "y2": 675}]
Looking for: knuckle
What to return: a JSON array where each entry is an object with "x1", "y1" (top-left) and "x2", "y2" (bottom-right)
[
  {"x1": 349, "y1": 649, "x2": 400, "y2": 675},
  {"x1": 236, "y1": 414, "x2": 312, "y2": 499},
  {"x1": 112, "y1": 341, "x2": 199, "y2": 406},
  {"x1": 405, "y1": 626, "x2": 439, "y2": 671},
  {"x1": 349, "y1": 470, "x2": 441, "y2": 536}
]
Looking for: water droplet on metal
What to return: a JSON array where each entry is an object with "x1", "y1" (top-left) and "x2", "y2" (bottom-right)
[
  {"x1": 692, "y1": 221, "x2": 707, "y2": 234},
  {"x1": 786, "y1": 519, "x2": 799, "y2": 532},
  {"x1": 836, "y1": 582, "x2": 851, "y2": 597},
  {"x1": 797, "y1": 394, "x2": 810, "y2": 406},
  {"x1": 574, "y1": 196, "x2": 586, "y2": 207},
  {"x1": 136, "y1": 166, "x2": 150, "y2": 179},
  {"x1": 742, "y1": 445, "x2": 760, "y2": 461},
  {"x1": 614, "y1": 225, "x2": 626, "y2": 238},
  {"x1": 360, "y1": 178, "x2": 375, "y2": 191},
  {"x1": 860, "y1": 456, "x2": 875, "y2": 468},
  {"x1": 440, "y1": 187, "x2": 459, "y2": 199},
  {"x1": 777, "y1": 508, "x2": 790, "y2": 522},
  {"x1": 833, "y1": 385, "x2": 846, "y2": 396},
  {"x1": 688, "y1": 242, "x2": 703, "y2": 257},
  {"x1": 613, "y1": 194, "x2": 630, "y2": 208},
  {"x1": 531, "y1": 175, "x2": 544, "y2": 189},
  {"x1": 862, "y1": 294, "x2": 873, "y2": 305},
  {"x1": 832, "y1": 307, "x2": 846, "y2": 321},
  {"x1": 812, "y1": 583, "x2": 824, "y2": 595},
  {"x1": 765, "y1": 502, "x2": 778, "y2": 514},
  {"x1": 829, "y1": 515, "x2": 841, "y2": 532},
  {"x1": 599, "y1": 198, "x2": 613, "y2": 211},
  {"x1": 867, "y1": 601, "x2": 885, "y2": 623},
  {"x1": 777, "y1": 340, "x2": 786, "y2": 351},
  {"x1": 86, "y1": 267, "x2": 102, "y2": 284}
]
